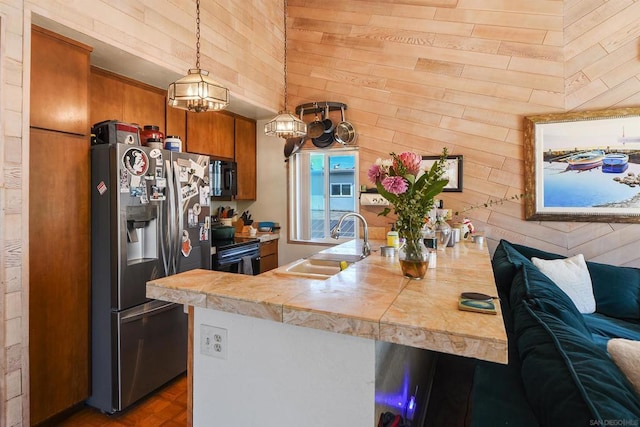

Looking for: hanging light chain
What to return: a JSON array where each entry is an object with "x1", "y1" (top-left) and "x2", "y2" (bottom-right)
[
  {"x1": 195, "y1": 0, "x2": 201, "y2": 70},
  {"x1": 283, "y1": 0, "x2": 288, "y2": 111}
]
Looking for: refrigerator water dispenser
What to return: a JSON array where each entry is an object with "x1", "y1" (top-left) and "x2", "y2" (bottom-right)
[{"x1": 126, "y1": 205, "x2": 158, "y2": 261}]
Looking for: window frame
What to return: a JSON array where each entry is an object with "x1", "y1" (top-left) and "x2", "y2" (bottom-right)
[{"x1": 288, "y1": 148, "x2": 359, "y2": 244}]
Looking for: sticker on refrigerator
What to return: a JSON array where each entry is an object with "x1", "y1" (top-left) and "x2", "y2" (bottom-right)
[
  {"x1": 122, "y1": 147, "x2": 149, "y2": 176},
  {"x1": 97, "y1": 181, "x2": 108, "y2": 195},
  {"x1": 155, "y1": 165, "x2": 163, "y2": 179},
  {"x1": 199, "y1": 225, "x2": 209, "y2": 241},
  {"x1": 181, "y1": 182, "x2": 198, "y2": 201},
  {"x1": 156, "y1": 177, "x2": 167, "y2": 189},
  {"x1": 150, "y1": 184, "x2": 166, "y2": 201},
  {"x1": 120, "y1": 169, "x2": 130, "y2": 193},
  {"x1": 130, "y1": 186, "x2": 144, "y2": 197},
  {"x1": 189, "y1": 159, "x2": 206, "y2": 180},
  {"x1": 130, "y1": 175, "x2": 142, "y2": 188},
  {"x1": 178, "y1": 165, "x2": 189, "y2": 183},
  {"x1": 181, "y1": 230, "x2": 192, "y2": 257},
  {"x1": 149, "y1": 148, "x2": 162, "y2": 159},
  {"x1": 200, "y1": 185, "x2": 210, "y2": 206},
  {"x1": 188, "y1": 208, "x2": 197, "y2": 227}
]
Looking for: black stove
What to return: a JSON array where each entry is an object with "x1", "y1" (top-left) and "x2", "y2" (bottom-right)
[{"x1": 211, "y1": 237, "x2": 261, "y2": 275}]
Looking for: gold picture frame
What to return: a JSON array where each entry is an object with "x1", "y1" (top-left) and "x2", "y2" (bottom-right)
[{"x1": 524, "y1": 107, "x2": 640, "y2": 223}]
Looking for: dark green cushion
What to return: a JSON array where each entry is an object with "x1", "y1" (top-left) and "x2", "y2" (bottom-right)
[
  {"x1": 495, "y1": 239, "x2": 640, "y2": 321},
  {"x1": 584, "y1": 313, "x2": 640, "y2": 349},
  {"x1": 586, "y1": 261, "x2": 640, "y2": 320},
  {"x1": 492, "y1": 240, "x2": 549, "y2": 333},
  {"x1": 511, "y1": 261, "x2": 590, "y2": 338},
  {"x1": 514, "y1": 265, "x2": 640, "y2": 425}
]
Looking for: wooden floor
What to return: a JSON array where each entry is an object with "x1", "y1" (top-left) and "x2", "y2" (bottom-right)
[{"x1": 57, "y1": 374, "x2": 187, "y2": 427}]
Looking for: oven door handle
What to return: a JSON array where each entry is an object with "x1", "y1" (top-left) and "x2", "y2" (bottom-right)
[{"x1": 217, "y1": 254, "x2": 260, "y2": 267}]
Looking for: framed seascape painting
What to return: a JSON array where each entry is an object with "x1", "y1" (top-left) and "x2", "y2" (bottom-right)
[
  {"x1": 422, "y1": 155, "x2": 463, "y2": 192},
  {"x1": 524, "y1": 108, "x2": 640, "y2": 222}
]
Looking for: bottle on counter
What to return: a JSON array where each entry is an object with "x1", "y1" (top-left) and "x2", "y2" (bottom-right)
[{"x1": 387, "y1": 223, "x2": 399, "y2": 249}]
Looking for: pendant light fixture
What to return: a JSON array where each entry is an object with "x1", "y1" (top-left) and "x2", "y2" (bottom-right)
[
  {"x1": 264, "y1": 0, "x2": 307, "y2": 139},
  {"x1": 167, "y1": 0, "x2": 229, "y2": 112}
]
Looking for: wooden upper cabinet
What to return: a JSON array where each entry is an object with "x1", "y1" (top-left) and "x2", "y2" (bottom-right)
[
  {"x1": 235, "y1": 116, "x2": 257, "y2": 200},
  {"x1": 166, "y1": 104, "x2": 186, "y2": 142},
  {"x1": 123, "y1": 83, "x2": 166, "y2": 130},
  {"x1": 89, "y1": 68, "x2": 124, "y2": 126},
  {"x1": 31, "y1": 26, "x2": 92, "y2": 135},
  {"x1": 186, "y1": 111, "x2": 235, "y2": 159},
  {"x1": 89, "y1": 67, "x2": 165, "y2": 133}
]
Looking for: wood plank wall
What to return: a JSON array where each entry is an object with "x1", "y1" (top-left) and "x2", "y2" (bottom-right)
[{"x1": 287, "y1": 0, "x2": 640, "y2": 266}]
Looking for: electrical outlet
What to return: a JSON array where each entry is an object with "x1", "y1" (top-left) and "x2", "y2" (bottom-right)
[{"x1": 200, "y1": 324, "x2": 227, "y2": 359}]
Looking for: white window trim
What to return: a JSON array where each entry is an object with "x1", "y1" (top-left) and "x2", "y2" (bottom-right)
[{"x1": 288, "y1": 148, "x2": 359, "y2": 244}]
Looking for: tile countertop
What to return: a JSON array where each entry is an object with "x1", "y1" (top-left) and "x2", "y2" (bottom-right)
[
  {"x1": 235, "y1": 232, "x2": 279, "y2": 242},
  {"x1": 147, "y1": 239, "x2": 508, "y2": 364}
]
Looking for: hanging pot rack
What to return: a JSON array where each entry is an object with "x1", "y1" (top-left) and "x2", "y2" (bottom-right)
[{"x1": 295, "y1": 102, "x2": 347, "y2": 116}]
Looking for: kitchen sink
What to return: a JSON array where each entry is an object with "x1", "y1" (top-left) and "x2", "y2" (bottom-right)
[{"x1": 275, "y1": 253, "x2": 364, "y2": 279}]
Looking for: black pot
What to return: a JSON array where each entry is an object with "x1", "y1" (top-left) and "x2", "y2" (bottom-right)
[
  {"x1": 211, "y1": 225, "x2": 235, "y2": 240},
  {"x1": 312, "y1": 131, "x2": 334, "y2": 148}
]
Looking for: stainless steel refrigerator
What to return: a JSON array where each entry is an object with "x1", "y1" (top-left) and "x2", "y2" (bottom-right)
[{"x1": 89, "y1": 142, "x2": 210, "y2": 413}]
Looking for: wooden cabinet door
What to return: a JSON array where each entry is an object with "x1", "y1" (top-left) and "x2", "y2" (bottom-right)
[
  {"x1": 29, "y1": 129, "x2": 91, "y2": 424},
  {"x1": 89, "y1": 68, "x2": 124, "y2": 126},
  {"x1": 211, "y1": 112, "x2": 235, "y2": 159},
  {"x1": 235, "y1": 116, "x2": 257, "y2": 200},
  {"x1": 186, "y1": 111, "x2": 234, "y2": 159},
  {"x1": 259, "y1": 240, "x2": 279, "y2": 273},
  {"x1": 31, "y1": 26, "x2": 91, "y2": 135},
  {"x1": 90, "y1": 68, "x2": 166, "y2": 134},
  {"x1": 185, "y1": 112, "x2": 213, "y2": 155},
  {"x1": 123, "y1": 83, "x2": 166, "y2": 130},
  {"x1": 166, "y1": 104, "x2": 186, "y2": 142}
]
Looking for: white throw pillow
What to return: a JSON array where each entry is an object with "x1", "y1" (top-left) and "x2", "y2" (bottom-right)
[
  {"x1": 608, "y1": 338, "x2": 640, "y2": 396},
  {"x1": 531, "y1": 254, "x2": 596, "y2": 314}
]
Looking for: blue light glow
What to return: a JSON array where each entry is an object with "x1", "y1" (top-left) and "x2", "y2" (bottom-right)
[{"x1": 374, "y1": 363, "x2": 420, "y2": 421}]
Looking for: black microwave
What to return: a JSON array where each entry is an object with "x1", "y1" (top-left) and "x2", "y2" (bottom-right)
[{"x1": 210, "y1": 159, "x2": 237, "y2": 200}]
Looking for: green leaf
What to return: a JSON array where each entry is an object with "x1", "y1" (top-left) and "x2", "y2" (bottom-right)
[{"x1": 378, "y1": 207, "x2": 391, "y2": 217}]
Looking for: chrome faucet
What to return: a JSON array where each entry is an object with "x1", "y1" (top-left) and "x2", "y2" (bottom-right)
[{"x1": 330, "y1": 212, "x2": 371, "y2": 258}]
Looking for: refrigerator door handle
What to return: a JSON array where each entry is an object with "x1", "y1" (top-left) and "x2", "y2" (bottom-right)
[
  {"x1": 120, "y1": 301, "x2": 178, "y2": 324},
  {"x1": 166, "y1": 158, "x2": 178, "y2": 275},
  {"x1": 159, "y1": 181, "x2": 169, "y2": 277},
  {"x1": 172, "y1": 159, "x2": 183, "y2": 275}
]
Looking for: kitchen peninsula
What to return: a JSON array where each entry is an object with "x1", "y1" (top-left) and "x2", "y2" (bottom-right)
[{"x1": 147, "y1": 239, "x2": 507, "y2": 426}]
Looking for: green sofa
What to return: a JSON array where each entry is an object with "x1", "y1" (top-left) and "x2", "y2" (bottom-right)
[{"x1": 471, "y1": 240, "x2": 640, "y2": 426}]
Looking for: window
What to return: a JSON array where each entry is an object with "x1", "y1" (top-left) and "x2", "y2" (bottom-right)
[
  {"x1": 330, "y1": 183, "x2": 352, "y2": 197},
  {"x1": 289, "y1": 149, "x2": 359, "y2": 243}
]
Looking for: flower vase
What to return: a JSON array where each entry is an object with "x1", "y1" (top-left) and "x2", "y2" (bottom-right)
[{"x1": 398, "y1": 238, "x2": 430, "y2": 279}]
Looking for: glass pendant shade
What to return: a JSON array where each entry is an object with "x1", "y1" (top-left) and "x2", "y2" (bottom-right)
[
  {"x1": 168, "y1": 69, "x2": 229, "y2": 113},
  {"x1": 264, "y1": 110, "x2": 307, "y2": 139}
]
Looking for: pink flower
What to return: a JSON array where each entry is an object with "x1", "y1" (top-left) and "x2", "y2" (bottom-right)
[
  {"x1": 368, "y1": 164, "x2": 385, "y2": 183},
  {"x1": 395, "y1": 152, "x2": 422, "y2": 176},
  {"x1": 382, "y1": 176, "x2": 408, "y2": 195}
]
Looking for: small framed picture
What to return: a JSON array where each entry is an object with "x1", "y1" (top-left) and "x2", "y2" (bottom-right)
[{"x1": 422, "y1": 155, "x2": 463, "y2": 192}]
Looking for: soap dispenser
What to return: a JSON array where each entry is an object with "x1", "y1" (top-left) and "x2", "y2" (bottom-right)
[{"x1": 387, "y1": 223, "x2": 399, "y2": 249}]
